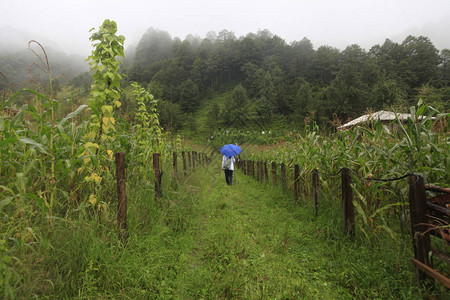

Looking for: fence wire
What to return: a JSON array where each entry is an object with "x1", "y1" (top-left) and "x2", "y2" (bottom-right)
[{"x1": 348, "y1": 168, "x2": 415, "y2": 183}]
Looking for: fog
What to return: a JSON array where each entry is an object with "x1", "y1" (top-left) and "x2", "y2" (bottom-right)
[{"x1": 1, "y1": 0, "x2": 450, "y2": 57}]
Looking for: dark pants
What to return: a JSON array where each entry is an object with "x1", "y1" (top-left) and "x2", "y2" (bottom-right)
[{"x1": 224, "y1": 170, "x2": 234, "y2": 185}]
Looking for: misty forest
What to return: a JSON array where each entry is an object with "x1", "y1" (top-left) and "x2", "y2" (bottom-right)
[
  {"x1": 2, "y1": 26, "x2": 450, "y2": 134},
  {"x1": 0, "y1": 19, "x2": 449, "y2": 299}
]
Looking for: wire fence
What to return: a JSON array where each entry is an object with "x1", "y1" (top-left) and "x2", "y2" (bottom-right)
[{"x1": 237, "y1": 158, "x2": 450, "y2": 291}]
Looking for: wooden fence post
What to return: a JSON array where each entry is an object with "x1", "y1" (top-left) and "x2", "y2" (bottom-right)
[
  {"x1": 264, "y1": 162, "x2": 269, "y2": 183},
  {"x1": 260, "y1": 162, "x2": 264, "y2": 182},
  {"x1": 259, "y1": 161, "x2": 263, "y2": 182},
  {"x1": 294, "y1": 164, "x2": 300, "y2": 202},
  {"x1": 192, "y1": 151, "x2": 196, "y2": 169},
  {"x1": 312, "y1": 169, "x2": 319, "y2": 217},
  {"x1": 341, "y1": 168, "x2": 354, "y2": 239},
  {"x1": 153, "y1": 153, "x2": 162, "y2": 198},
  {"x1": 281, "y1": 163, "x2": 287, "y2": 192},
  {"x1": 188, "y1": 151, "x2": 192, "y2": 169},
  {"x1": 115, "y1": 152, "x2": 127, "y2": 244},
  {"x1": 256, "y1": 161, "x2": 260, "y2": 181},
  {"x1": 409, "y1": 174, "x2": 432, "y2": 283},
  {"x1": 260, "y1": 161, "x2": 264, "y2": 182},
  {"x1": 272, "y1": 162, "x2": 277, "y2": 185},
  {"x1": 182, "y1": 151, "x2": 187, "y2": 176},
  {"x1": 173, "y1": 152, "x2": 178, "y2": 179},
  {"x1": 247, "y1": 161, "x2": 249, "y2": 176}
]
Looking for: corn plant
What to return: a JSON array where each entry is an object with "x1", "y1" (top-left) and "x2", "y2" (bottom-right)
[{"x1": 239, "y1": 102, "x2": 449, "y2": 241}]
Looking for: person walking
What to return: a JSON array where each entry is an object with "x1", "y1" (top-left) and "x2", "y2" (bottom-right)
[{"x1": 222, "y1": 155, "x2": 236, "y2": 185}]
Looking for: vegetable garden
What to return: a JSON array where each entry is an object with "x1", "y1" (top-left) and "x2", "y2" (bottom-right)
[{"x1": 0, "y1": 19, "x2": 449, "y2": 299}]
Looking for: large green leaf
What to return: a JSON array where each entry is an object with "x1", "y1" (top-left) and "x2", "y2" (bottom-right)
[
  {"x1": 22, "y1": 88, "x2": 51, "y2": 101},
  {"x1": 58, "y1": 105, "x2": 88, "y2": 126},
  {"x1": 18, "y1": 137, "x2": 50, "y2": 155}
]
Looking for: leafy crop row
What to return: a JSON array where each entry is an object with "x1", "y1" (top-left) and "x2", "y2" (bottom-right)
[
  {"x1": 239, "y1": 104, "x2": 448, "y2": 241},
  {"x1": 0, "y1": 20, "x2": 191, "y2": 298}
]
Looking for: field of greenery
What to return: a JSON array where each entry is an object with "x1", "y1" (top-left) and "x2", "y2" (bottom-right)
[
  {"x1": 0, "y1": 20, "x2": 184, "y2": 298},
  {"x1": 213, "y1": 102, "x2": 449, "y2": 243},
  {"x1": 1, "y1": 19, "x2": 449, "y2": 299}
]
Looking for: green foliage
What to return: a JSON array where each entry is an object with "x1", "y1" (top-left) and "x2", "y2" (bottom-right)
[
  {"x1": 80, "y1": 19, "x2": 126, "y2": 207},
  {"x1": 400, "y1": 36, "x2": 440, "y2": 90},
  {"x1": 0, "y1": 49, "x2": 88, "y2": 92},
  {"x1": 125, "y1": 30, "x2": 449, "y2": 132},
  {"x1": 0, "y1": 20, "x2": 447, "y2": 300},
  {"x1": 157, "y1": 99, "x2": 184, "y2": 130},
  {"x1": 130, "y1": 81, "x2": 163, "y2": 163},
  {"x1": 12, "y1": 161, "x2": 418, "y2": 299},
  {"x1": 86, "y1": 19, "x2": 124, "y2": 145},
  {"x1": 71, "y1": 72, "x2": 92, "y2": 93},
  {"x1": 0, "y1": 19, "x2": 196, "y2": 299},
  {"x1": 240, "y1": 102, "x2": 449, "y2": 243},
  {"x1": 179, "y1": 78, "x2": 199, "y2": 113},
  {"x1": 220, "y1": 84, "x2": 252, "y2": 127}
]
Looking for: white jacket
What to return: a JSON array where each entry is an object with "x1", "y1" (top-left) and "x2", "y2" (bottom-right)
[{"x1": 222, "y1": 155, "x2": 235, "y2": 171}]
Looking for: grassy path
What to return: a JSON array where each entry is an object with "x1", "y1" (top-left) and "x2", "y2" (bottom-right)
[
  {"x1": 170, "y1": 165, "x2": 353, "y2": 299},
  {"x1": 116, "y1": 160, "x2": 420, "y2": 299}
]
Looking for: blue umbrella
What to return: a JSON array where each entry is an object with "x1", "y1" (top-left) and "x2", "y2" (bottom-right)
[{"x1": 220, "y1": 144, "x2": 242, "y2": 157}]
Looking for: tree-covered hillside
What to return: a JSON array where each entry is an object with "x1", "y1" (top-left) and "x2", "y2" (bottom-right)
[
  {"x1": 0, "y1": 42, "x2": 88, "y2": 92},
  {"x1": 124, "y1": 28, "x2": 450, "y2": 133},
  {"x1": 1, "y1": 27, "x2": 449, "y2": 136}
]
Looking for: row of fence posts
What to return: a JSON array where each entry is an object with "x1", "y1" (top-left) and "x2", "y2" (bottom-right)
[
  {"x1": 238, "y1": 160, "x2": 355, "y2": 238},
  {"x1": 115, "y1": 154, "x2": 447, "y2": 288},
  {"x1": 115, "y1": 151, "x2": 209, "y2": 244},
  {"x1": 238, "y1": 159, "x2": 450, "y2": 289}
]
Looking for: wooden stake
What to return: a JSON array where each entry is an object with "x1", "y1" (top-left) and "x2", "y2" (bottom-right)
[
  {"x1": 257, "y1": 161, "x2": 261, "y2": 181},
  {"x1": 264, "y1": 162, "x2": 269, "y2": 183},
  {"x1": 271, "y1": 162, "x2": 277, "y2": 185},
  {"x1": 188, "y1": 151, "x2": 192, "y2": 169},
  {"x1": 182, "y1": 151, "x2": 187, "y2": 176},
  {"x1": 173, "y1": 152, "x2": 178, "y2": 180},
  {"x1": 409, "y1": 174, "x2": 432, "y2": 283},
  {"x1": 294, "y1": 164, "x2": 300, "y2": 202},
  {"x1": 153, "y1": 153, "x2": 162, "y2": 198},
  {"x1": 281, "y1": 163, "x2": 287, "y2": 192},
  {"x1": 313, "y1": 169, "x2": 319, "y2": 216}
]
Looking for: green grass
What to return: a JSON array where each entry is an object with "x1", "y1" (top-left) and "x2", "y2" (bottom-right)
[{"x1": 5, "y1": 157, "x2": 426, "y2": 299}]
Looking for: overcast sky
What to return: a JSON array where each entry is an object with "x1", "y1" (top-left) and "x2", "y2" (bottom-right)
[{"x1": 1, "y1": 0, "x2": 450, "y2": 56}]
